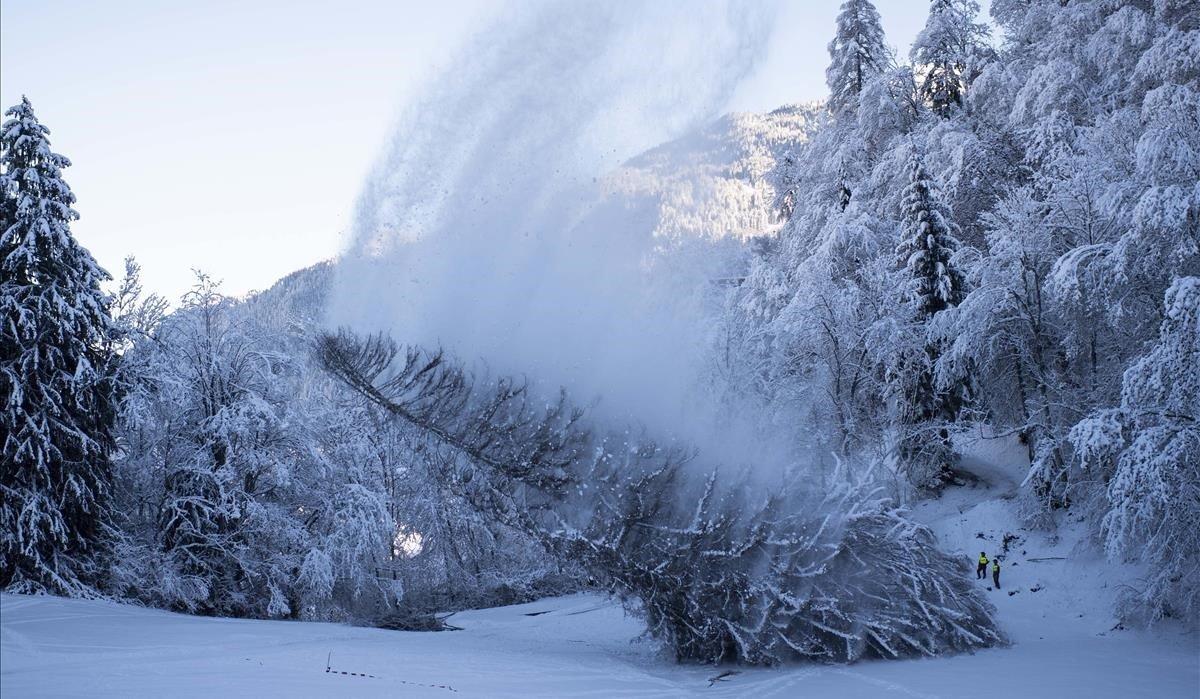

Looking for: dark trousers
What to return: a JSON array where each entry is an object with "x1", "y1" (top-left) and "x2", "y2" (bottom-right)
[
  {"x1": 977, "y1": 563, "x2": 987, "y2": 579},
  {"x1": 993, "y1": 571, "x2": 1000, "y2": 588}
]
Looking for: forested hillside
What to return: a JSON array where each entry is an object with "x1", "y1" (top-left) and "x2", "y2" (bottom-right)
[{"x1": 717, "y1": 0, "x2": 1199, "y2": 624}]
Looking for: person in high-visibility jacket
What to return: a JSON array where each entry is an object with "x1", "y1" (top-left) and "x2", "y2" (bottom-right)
[
  {"x1": 992, "y1": 558, "x2": 1001, "y2": 589},
  {"x1": 977, "y1": 552, "x2": 988, "y2": 580}
]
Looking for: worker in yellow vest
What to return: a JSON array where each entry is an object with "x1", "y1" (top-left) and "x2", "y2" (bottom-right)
[
  {"x1": 992, "y1": 558, "x2": 1001, "y2": 589},
  {"x1": 977, "y1": 552, "x2": 988, "y2": 580}
]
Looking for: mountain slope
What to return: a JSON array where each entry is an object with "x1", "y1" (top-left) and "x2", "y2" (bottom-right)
[
  {"x1": 602, "y1": 103, "x2": 822, "y2": 242},
  {"x1": 251, "y1": 104, "x2": 818, "y2": 329}
]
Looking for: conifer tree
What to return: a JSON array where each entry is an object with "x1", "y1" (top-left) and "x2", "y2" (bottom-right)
[
  {"x1": 894, "y1": 148, "x2": 966, "y2": 487},
  {"x1": 826, "y1": 0, "x2": 890, "y2": 115},
  {"x1": 0, "y1": 97, "x2": 119, "y2": 595},
  {"x1": 898, "y1": 150, "x2": 964, "y2": 319},
  {"x1": 910, "y1": 0, "x2": 991, "y2": 117}
]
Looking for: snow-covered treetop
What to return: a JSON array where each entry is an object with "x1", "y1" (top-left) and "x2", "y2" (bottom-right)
[
  {"x1": 911, "y1": 0, "x2": 993, "y2": 117},
  {"x1": 826, "y1": 0, "x2": 891, "y2": 115},
  {"x1": 1, "y1": 96, "x2": 108, "y2": 293},
  {"x1": 3, "y1": 98, "x2": 70, "y2": 219}
]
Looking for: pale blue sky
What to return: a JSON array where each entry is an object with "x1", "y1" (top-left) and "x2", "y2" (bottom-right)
[{"x1": 1, "y1": 1, "x2": 927, "y2": 300}]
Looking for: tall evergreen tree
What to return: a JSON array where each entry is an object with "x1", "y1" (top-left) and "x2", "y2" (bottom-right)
[
  {"x1": 910, "y1": 0, "x2": 991, "y2": 117},
  {"x1": 0, "y1": 97, "x2": 119, "y2": 595},
  {"x1": 826, "y1": 0, "x2": 890, "y2": 115},
  {"x1": 898, "y1": 149, "x2": 965, "y2": 319},
  {"x1": 894, "y1": 147, "x2": 967, "y2": 487}
]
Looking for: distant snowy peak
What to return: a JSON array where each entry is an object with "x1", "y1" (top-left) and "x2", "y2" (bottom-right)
[
  {"x1": 603, "y1": 103, "x2": 824, "y2": 241},
  {"x1": 247, "y1": 103, "x2": 822, "y2": 324}
]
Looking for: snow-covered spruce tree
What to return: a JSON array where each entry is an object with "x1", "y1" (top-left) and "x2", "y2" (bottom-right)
[
  {"x1": 893, "y1": 147, "x2": 967, "y2": 488},
  {"x1": 910, "y1": 0, "x2": 992, "y2": 117},
  {"x1": 0, "y1": 97, "x2": 120, "y2": 596},
  {"x1": 897, "y1": 146, "x2": 965, "y2": 336},
  {"x1": 825, "y1": 0, "x2": 890, "y2": 115},
  {"x1": 318, "y1": 330, "x2": 1004, "y2": 664},
  {"x1": 1071, "y1": 277, "x2": 1200, "y2": 625}
]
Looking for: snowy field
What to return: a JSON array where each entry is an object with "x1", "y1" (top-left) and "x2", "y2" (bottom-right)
[
  {"x1": 3, "y1": 583, "x2": 1196, "y2": 698},
  {"x1": 1, "y1": 589, "x2": 1195, "y2": 698}
]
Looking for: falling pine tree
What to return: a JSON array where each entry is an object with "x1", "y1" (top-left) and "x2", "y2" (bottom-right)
[
  {"x1": 825, "y1": 0, "x2": 890, "y2": 115},
  {"x1": 910, "y1": 0, "x2": 992, "y2": 117},
  {"x1": 894, "y1": 147, "x2": 967, "y2": 487},
  {"x1": 0, "y1": 97, "x2": 120, "y2": 595}
]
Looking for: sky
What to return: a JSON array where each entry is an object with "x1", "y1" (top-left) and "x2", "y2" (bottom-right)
[{"x1": 1, "y1": 0, "x2": 927, "y2": 301}]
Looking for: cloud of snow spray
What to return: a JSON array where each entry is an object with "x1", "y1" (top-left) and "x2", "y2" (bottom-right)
[{"x1": 331, "y1": 0, "x2": 785, "y2": 467}]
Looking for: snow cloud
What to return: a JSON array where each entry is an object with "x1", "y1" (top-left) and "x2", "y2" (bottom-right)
[{"x1": 331, "y1": 0, "x2": 779, "y2": 450}]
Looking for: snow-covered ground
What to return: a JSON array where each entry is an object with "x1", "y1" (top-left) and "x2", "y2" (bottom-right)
[
  {"x1": 2, "y1": 586, "x2": 1195, "y2": 698},
  {"x1": 3, "y1": 435, "x2": 1196, "y2": 698}
]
